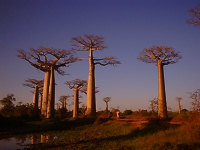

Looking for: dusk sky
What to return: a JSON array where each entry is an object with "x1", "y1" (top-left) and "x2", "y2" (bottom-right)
[{"x1": 0, "y1": 0, "x2": 200, "y2": 111}]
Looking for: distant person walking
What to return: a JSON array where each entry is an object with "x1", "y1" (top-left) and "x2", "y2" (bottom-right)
[{"x1": 116, "y1": 111, "x2": 120, "y2": 120}]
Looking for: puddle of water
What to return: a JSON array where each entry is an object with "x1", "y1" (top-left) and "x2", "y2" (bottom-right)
[
  {"x1": 0, "y1": 134, "x2": 52, "y2": 150},
  {"x1": 0, "y1": 137, "x2": 30, "y2": 150}
]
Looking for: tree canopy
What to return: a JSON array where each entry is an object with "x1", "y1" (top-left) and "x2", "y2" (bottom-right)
[
  {"x1": 0, "y1": 94, "x2": 16, "y2": 109},
  {"x1": 187, "y1": 3, "x2": 200, "y2": 27},
  {"x1": 138, "y1": 46, "x2": 181, "y2": 65},
  {"x1": 17, "y1": 47, "x2": 77, "y2": 75},
  {"x1": 65, "y1": 79, "x2": 87, "y2": 90},
  {"x1": 72, "y1": 34, "x2": 121, "y2": 66}
]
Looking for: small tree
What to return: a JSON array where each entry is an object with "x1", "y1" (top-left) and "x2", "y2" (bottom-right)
[
  {"x1": 176, "y1": 97, "x2": 182, "y2": 114},
  {"x1": 65, "y1": 79, "x2": 87, "y2": 118},
  {"x1": 138, "y1": 46, "x2": 181, "y2": 119},
  {"x1": 23, "y1": 79, "x2": 43, "y2": 109},
  {"x1": 0, "y1": 94, "x2": 16, "y2": 117},
  {"x1": 187, "y1": 3, "x2": 200, "y2": 27},
  {"x1": 189, "y1": 89, "x2": 200, "y2": 112},
  {"x1": 72, "y1": 34, "x2": 120, "y2": 117},
  {"x1": 149, "y1": 98, "x2": 158, "y2": 113},
  {"x1": 103, "y1": 97, "x2": 111, "y2": 112}
]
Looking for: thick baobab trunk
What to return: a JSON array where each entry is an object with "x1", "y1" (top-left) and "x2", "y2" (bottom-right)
[
  {"x1": 73, "y1": 88, "x2": 79, "y2": 118},
  {"x1": 47, "y1": 66, "x2": 55, "y2": 118},
  {"x1": 106, "y1": 102, "x2": 108, "y2": 112},
  {"x1": 63, "y1": 100, "x2": 66, "y2": 109},
  {"x1": 86, "y1": 50, "x2": 96, "y2": 117},
  {"x1": 41, "y1": 71, "x2": 50, "y2": 117},
  {"x1": 32, "y1": 85, "x2": 39, "y2": 108},
  {"x1": 157, "y1": 61, "x2": 168, "y2": 119}
]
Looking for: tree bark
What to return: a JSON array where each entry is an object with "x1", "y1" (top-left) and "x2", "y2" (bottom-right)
[
  {"x1": 40, "y1": 93, "x2": 43, "y2": 110},
  {"x1": 41, "y1": 71, "x2": 50, "y2": 117},
  {"x1": 47, "y1": 66, "x2": 55, "y2": 118},
  {"x1": 63, "y1": 100, "x2": 66, "y2": 109},
  {"x1": 73, "y1": 88, "x2": 79, "y2": 119},
  {"x1": 157, "y1": 61, "x2": 168, "y2": 119},
  {"x1": 32, "y1": 85, "x2": 39, "y2": 108},
  {"x1": 178, "y1": 100, "x2": 181, "y2": 114},
  {"x1": 86, "y1": 49, "x2": 96, "y2": 117},
  {"x1": 106, "y1": 102, "x2": 108, "y2": 112}
]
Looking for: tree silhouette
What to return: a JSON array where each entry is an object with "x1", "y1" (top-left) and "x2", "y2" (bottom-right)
[
  {"x1": 176, "y1": 97, "x2": 182, "y2": 114},
  {"x1": 72, "y1": 34, "x2": 120, "y2": 117},
  {"x1": 103, "y1": 97, "x2": 111, "y2": 112},
  {"x1": 17, "y1": 47, "x2": 76, "y2": 118},
  {"x1": 189, "y1": 89, "x2": 200, "y2": 112},
  {"x1": 149, "y1": 98, "x2": 158, "y2": 113},
  {"x1": 187, "y1": 3, "x2": 200, "y2": 27},
  {"x1": 65, "y1": 79, "x2": 87, "y2": 118},
  {"x1": 138, "y1": 46, "x2": 181, "y2": 119},
  {"x1": 59, "y1": 95, "x2": 71, "y2": 110},
  {"x1": 23, "y1": 79, "x2": 43, "y2": 109},
  {"x1": 0, "y1": 94, "x2": 16, "y2": 109}
]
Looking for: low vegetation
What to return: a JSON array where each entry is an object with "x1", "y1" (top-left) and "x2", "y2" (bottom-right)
[{"x1": 0, "y1": 108, "x2": 199, "y2": 149}]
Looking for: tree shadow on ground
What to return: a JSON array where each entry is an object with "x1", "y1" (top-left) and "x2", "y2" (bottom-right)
[
  {"x1": 0, "y1": 118, "x2": 95, "y2": 139},
  {"x1": 29, "y1": 119, "x2": 185, "y2": 149}
]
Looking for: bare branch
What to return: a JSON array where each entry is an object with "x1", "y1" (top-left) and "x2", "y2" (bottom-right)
[
  {"x1": 65, "y1": 79, "x2": 87, "y2": 90},
  {"x1": 80, "y1": 86, "x2": 99, "y2": 95},
  {"x1": 17, "y1": 47, "x2": 77, "y2": 74},
  {"x1": 23, "y1": 79, "x2": 43, "y2": 89},
  {"x1": 138, "y1": 46, "x2": 181, "y2": 65},
  {"x1": 94, "y1": 56, "x2": 121, "y2": 66},
  {"x1": 187, "y1": 3, "x2": 200, "y2": 27},
  {"x1": 103, "y1": 97, "x2": 111, "y2": 103},
  {"x1": 72, "y1": 34, "x2": 107, "y2": 51}
]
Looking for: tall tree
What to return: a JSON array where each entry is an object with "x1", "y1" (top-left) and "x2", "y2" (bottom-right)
[
  {"x1": 17, "y1": 47, "x2": 76, "y2": 118},
  {"x1": 176, "y1": 97, "x2": 182, "y2": 114},
  {"x1": 72, "y1": 34, "x2": 120, "y2": 117},
  {"x1": 103, "y1": 97, "x2": 111, "y2": 112},
  {"x1": 23, "y1": 79, "x2": 43, "y2": 109},
  {"x1": 187, "y1": 3, "x2": 200, "y2": 27},
  {"x1": 138, "y1": 46, "x2": 181, "y2": 119},
  {"x1": 65, "y1": 79, "x2": 87, "y2": 119}
]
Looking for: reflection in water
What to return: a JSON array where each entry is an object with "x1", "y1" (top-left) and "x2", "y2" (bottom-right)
[
  {"x1": 0, "y1": 134, "x2": 53, "y2": 150},
  {"x1": 0, "y1": 137, "x2": 29, "y2": 150}
]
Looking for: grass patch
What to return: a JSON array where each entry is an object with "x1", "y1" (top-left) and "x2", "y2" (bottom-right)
[{"x1": 1, "y1": 113, "x2": 200, "y2": 149}]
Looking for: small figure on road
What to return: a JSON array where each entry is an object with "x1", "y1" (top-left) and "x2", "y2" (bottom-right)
[{"x1": 116, "y1": 111, "x2": 120, "y2": 120}]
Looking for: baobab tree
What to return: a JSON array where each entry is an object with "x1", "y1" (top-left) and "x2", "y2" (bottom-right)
[
  {"x1": 59, "y1": 95, "x2": 71, "y2": 110},
  {"x1": 17, "y1": 47, "x2": 76, "y2": 118},
  {"x1": 23, "y1": 79, "x2": 43, "y2": 109},
  {"x1": 103, "y1": 97, "x2": 111, "y2": 112},
  {"x1": 65, "y1": 79, "x2": 87, "y2": 119},
  {"x1": 187, "y1": 3, "x2": 200, "y2": 27},
  {"x1": 176, "y1": 97, "x2": 182, "y2": 114},
  {"x1": 138, "y1": 46, "x2": 181, "y2": 119},
  {"x1": 72, "y1": 34, "x2": 120, "y2": 117}
]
